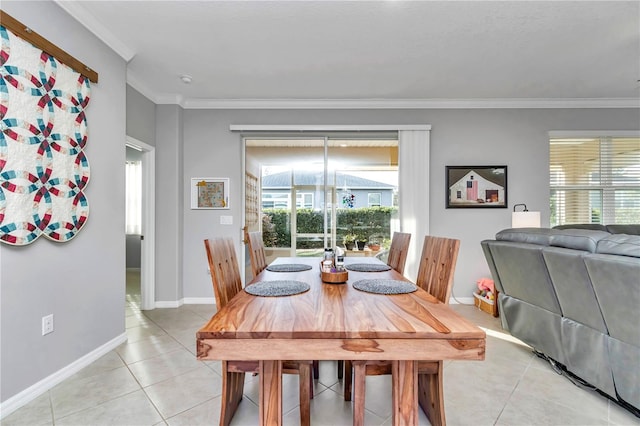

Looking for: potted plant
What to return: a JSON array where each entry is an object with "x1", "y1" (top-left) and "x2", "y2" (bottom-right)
[
  {"x1": 355, "y1": 232, "x2": 368, "y2": 250},
  {"x1": 367, "y1": 240, "x2": 381, "y2": 251},
  {"x1": 367, "y1": 233, "x2": 384, "y2": 251},
  {"x1": 343, "y1": 233, "x2": 357, "y2": 250}
]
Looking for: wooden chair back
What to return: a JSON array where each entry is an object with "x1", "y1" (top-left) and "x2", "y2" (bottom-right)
[
  {"x1": 204, "y1": 238, "x2": 243, "y2": 309},
  {"x1": 416, "y1": 235, "x2": 460, "y2": 305},
  {"x1": 247, "y1": 231, "x2": 268, "y2": 277},
  {"x1": 386, "y1": 232, "x2": 412, "y2": 275}
]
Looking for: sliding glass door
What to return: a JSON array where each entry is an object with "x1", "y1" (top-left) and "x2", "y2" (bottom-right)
[{"x1": 244, "y1": 135, "x2": 398, "y2": 278}]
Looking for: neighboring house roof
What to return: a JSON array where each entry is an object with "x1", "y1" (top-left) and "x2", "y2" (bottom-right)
[{"x1": 262, "y1": 171, "x2": 395, "y2": 190}]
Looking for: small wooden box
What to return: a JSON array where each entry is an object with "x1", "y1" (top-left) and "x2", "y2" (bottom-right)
[
  {"x1": 320, "y1": 262, "x2": 349, "y2": 283},
  {"x1": 321, "y1": 270, "x2": 348, "y2": 283},
  {"x1": 473, "y1": 292, "x2": 499, "y2": 317}
]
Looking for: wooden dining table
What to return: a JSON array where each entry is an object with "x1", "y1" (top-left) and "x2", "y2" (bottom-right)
[{"x1": 197, "y1": 256, "x2": 485, "y2": 425}]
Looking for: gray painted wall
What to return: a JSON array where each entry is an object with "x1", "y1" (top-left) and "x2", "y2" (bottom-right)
[
  {"x1": 126, "y1": 85, "x2": 156, "y2": 145},
  {"x1": 156, "y1": 105, "x2": 184, "y2": 303},
  {"x1": 179, "y1": 108, "x2": 639, "y2": 303},
  {"x1": 1, "y1": 1, "x2": 126, "y2": 402}
]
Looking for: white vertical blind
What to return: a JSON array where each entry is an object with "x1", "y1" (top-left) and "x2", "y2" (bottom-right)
[
  {"x1": 126, "y1": 161, "x2": 142, "y2": 234},
  {"x1": 398, "y1": 129, "x2": 431, "y2": 281},
  {"x1": 549, "y1": 137, "x2": 640, "y2": 225}
]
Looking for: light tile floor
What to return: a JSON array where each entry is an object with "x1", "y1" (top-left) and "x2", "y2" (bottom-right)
[{"x1": 3, "y1": 270, "x2": 639, "y2": 425}]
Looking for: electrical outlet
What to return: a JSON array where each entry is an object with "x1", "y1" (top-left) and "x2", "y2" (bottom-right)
[
  {"x1": 206, "y1": 268, "x2": 211, "y2": 275},
  {"x1": 42, "y1": 314, "x2": 54, "y2": 335}
]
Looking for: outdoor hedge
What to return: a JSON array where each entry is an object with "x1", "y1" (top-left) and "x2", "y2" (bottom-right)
[{"x1": 262, "y1": 207, "x2": 397, "y2": 248}]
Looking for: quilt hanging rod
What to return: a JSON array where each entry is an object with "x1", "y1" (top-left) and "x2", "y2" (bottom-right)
[{"x1": 0, "y1": 10, "x2": 99, "y2": 83}]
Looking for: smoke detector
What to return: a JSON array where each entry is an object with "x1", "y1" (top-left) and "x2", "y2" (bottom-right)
[{"x1": 180, "y1": 74, "x2": 193, "y2": 84}]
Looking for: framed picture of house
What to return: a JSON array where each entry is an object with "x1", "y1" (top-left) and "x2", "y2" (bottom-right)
[
  {"x1": 446, "y1": 166, "x2": 507, "y2": 208},
  {"x1": 191, "y1": 177, "x2": 230, "y2": 209}
]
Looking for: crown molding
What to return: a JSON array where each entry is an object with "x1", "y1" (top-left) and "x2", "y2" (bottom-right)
[
  {"x1": 549, "y1": 130, "x2": 640, "y2": 138},
  {"x1": 54, "y1": 0, "x2": 136, "y2": 62},
  {"x1": 229, "y1": 124, "x2": 431, "y2": 132},
  {"x1": 182, "y1": 97, "x2": 640, "y2": 110},
  {"x1": 126, "y1": 72, "x2": 185, "y2": 106},
  {"x1": 155, "y1": 94, "x2": 185, "y2": 105}
]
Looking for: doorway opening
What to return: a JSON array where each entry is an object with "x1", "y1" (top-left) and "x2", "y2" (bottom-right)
[
  {"x1": 244, "y1": 135, "x2": 399, "y2": 283},
  {"x1": 125, "y1": 136, "x2": 156, "y2": 310}
]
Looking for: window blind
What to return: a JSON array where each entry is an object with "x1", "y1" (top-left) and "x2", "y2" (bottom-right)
[{"x1": 550, "y1": 137, "x2": 640, "y2": 225}]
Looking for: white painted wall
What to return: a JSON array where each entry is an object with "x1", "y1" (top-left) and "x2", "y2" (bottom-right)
[{"x1": 0, "y1": 0, "x2": 126, "y2": 405}]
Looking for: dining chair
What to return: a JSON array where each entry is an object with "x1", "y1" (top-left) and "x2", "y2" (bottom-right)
[
  {"x1": 246, "y1": 230, "x2": 268, "y2": 278},
  {"x1": 204, "y1": 238, "x2": 313, "y2": 426},
  {"x1": 386, "y1": 231, "x2": 412, "y2": 275},
  {"x1": 344, "y1": 235, "x2": 460, "y2": 426}
]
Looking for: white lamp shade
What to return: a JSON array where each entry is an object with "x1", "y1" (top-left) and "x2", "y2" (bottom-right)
[{"x1": 512, "y1": 211, "x2": 541, "y2": 228}]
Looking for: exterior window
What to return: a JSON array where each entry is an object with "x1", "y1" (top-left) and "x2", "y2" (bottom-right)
[
  {"x1": 368, "y1": 193, "x2": 381, "y2": 207},
  {"x1": 262, "y1": 192, "x2": 290, "y2": 209},
  {"x1": 550, "y1": 136, "x2": 640, "y2": 225},
  {"x1": 296, "y1": 193, "x2": 314, "y2": 209}
]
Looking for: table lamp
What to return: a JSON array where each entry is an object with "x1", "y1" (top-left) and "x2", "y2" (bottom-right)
[{"x1": 512, "y1": 203, "x2": 541, "y2": 228}]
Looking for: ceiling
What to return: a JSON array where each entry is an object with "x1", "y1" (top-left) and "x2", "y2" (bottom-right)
[{"x1": 52, "y1": 0, "x2": 640, "y2": 109}]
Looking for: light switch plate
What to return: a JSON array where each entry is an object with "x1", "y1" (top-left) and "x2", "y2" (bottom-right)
[{"x1": 220, "y1": 215, "x2": 233, "y2": 225}]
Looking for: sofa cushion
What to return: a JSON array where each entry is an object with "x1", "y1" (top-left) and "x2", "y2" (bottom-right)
[
  {"x1": 550, "y1": 229, "x2": 611, "y2": 253},
  {"x1": 596, "y1": 234, "x2": 640, "y2": 258},
  {"x1": 496, "y1": 228, "x2": 554, "y2": 246},
  {"x1": 606, "y1": 224, "x2": 640, "y2": 235}
]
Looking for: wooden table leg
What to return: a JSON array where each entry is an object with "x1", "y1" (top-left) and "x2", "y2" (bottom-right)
[
  {"x1": 418, "y1": 360, "x2": 445, "y2": 426},
  {"x1": 259, "y1": 360, "x2": 282, "y2": 425},
  {"x1": 352, "y1": 361, "x2": 367, "y2": 426},
  {"x1": 392, "y1": 360, "x2": 418, "y2": 426},
  {"x1": 220, "y1": 361, "x2": 246, "y2": 426}
]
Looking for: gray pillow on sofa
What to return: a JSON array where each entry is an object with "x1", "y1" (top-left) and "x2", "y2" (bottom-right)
[
  {"x1": 550, "y1": 229, "x2": 611, "y2": 253},
  {"x1": 496, "y1": 228, "x2": 554, "y2": 246}
]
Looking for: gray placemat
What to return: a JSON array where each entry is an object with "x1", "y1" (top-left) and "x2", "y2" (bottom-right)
[
  {"x1": 352, "y1": 279, "x2": 417, "y2": 295},
  {"x1": 266, "y1": 264, "x2": 313, "y2": 272},
  {"x1": 244, "y1": 280, "x2": 310, "y2": 297},
  {"x1": 345, "y1": 263, "x2": 392, "y2": 272}
]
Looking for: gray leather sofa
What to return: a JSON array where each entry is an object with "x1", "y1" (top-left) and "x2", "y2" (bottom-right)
[{"x1": 481, "y1": 227, "x2": 640, "y2": 414}]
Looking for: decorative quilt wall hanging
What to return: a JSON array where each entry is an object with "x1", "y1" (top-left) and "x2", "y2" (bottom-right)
[{"x1": 0, "y1": 24, "x2": 91, "y2": 245}]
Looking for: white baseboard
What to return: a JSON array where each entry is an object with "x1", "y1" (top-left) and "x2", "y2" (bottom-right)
[
  {"x1": 154, "y1": 298, "x2": 215, "y2": 307},
  {"x1": 0, "y1": 332, "x2": 127, "y2": 420},
  {"x1": 183, "y1": 297, "x2": 215, "y2": 305},
  {"x1": 155, "y1": 300, "x2": 183, "y2": 308}
]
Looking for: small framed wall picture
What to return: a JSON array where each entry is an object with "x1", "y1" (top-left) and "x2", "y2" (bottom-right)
[
  {"x1": 446, "y1": 165, "x2": 507, "y2": 208},
  {"x1": 191, "y1": 178, "x2": 230, "y2": 209}
]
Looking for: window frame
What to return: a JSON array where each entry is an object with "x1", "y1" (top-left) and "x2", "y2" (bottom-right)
[{"x1": 367, "y1": 192, "x2": 382, "y2": 207}]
